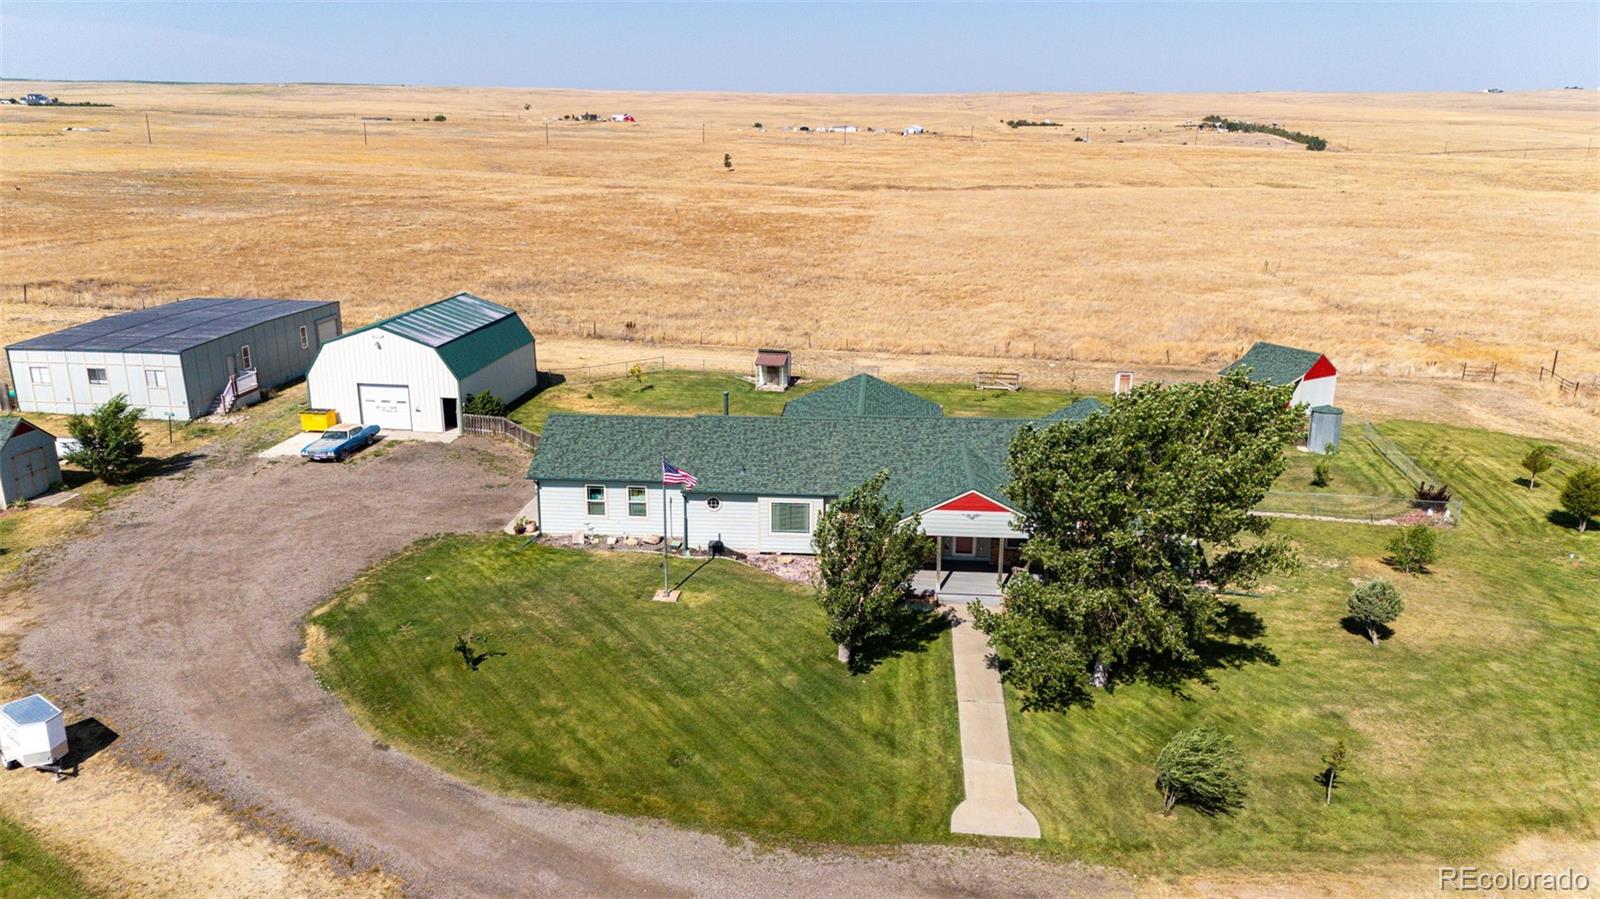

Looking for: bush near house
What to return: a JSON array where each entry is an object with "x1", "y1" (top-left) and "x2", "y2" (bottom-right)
[
  {"x1": 464, "y1": 391, "x2": 505, "y2": 416},
  {"x1": 64, "y1": 394, "x2": 145, "y2": 484}
]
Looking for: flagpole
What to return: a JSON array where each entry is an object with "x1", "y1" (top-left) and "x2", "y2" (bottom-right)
[{"x1": 661, "y1": 454, "x2": 670, "y2": 592}]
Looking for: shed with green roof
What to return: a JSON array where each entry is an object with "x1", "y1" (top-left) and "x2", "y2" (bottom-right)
[
  {"x1": 307, "y1": 292, "x2": 537, "y2": 432},
  {"x1": 1220, "y1": 340, "x2": 1338, "y2": 413}
]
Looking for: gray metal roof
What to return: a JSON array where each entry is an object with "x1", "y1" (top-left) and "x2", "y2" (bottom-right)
[
  {"x1": 1, "y1": 694, "x2": 61, "y2": 726},
  {"x1": 7, "y1": 298, "x2": 339, "y2": 354}
]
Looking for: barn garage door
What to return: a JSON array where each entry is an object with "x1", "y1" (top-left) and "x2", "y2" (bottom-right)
[{"x1": 358, "y1": 384, "x2": 413, "y2": 430}]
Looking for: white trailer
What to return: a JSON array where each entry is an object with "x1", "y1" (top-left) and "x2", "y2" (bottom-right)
[{"x1": 1, "y1": 694, "x2": 69, "y2": 773}]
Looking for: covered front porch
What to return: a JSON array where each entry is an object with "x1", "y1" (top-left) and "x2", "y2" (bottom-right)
[{"x1": 913, "y1": 536, "x2": 1019, "y2": 607}]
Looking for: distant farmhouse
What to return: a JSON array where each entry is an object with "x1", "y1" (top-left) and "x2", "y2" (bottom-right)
[
  {"x1": 529, "y1": 374, "x2": 1104, "y2": 560},
  {"x1": 7, "y1": 298, "x2": 341, "y2": 420}
]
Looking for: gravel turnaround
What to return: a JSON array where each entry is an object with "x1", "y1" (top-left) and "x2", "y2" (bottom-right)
[{"x1": 19, "y1": 439, "x2": 1125, "y2": 898}]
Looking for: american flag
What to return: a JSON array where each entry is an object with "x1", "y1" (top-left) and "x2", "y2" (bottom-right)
[{"x1": 661, "y1": 460, "x2": 698, "y2": 489}]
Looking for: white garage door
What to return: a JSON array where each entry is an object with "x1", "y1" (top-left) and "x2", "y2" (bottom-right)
[{"x1": 358, "y1": 383, "x2": 413, "y2": 430}]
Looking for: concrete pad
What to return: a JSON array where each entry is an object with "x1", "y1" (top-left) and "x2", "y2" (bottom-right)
[
  {"x1": 258, "y1": 432, "x2": 320, "y2": 458},
  {"x1": 28, "y1": 491, "x2": 80, "y2": 509},
  {"x1": 947, "y1": 608, "x2": 1042, "y2": 840},
  {"x1": 258, "y1": 429, "x2": 462, "y2": 459}
]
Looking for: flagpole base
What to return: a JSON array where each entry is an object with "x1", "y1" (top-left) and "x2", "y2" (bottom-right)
[{"x1": 652, "y1": 589, "x2": 681, "y2": 603}]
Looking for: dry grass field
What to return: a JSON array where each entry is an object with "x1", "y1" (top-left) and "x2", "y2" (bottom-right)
[{"x1": 1, "y1": 81, "x2": 1598, "y2": 383}]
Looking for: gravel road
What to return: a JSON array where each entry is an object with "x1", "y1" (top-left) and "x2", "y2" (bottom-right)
[{"x1": 18, "y1": 438, "x2": 1123, "y2": 898}]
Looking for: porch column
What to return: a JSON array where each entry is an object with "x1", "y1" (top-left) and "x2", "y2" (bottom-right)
[
  {"x1": 997, "y1": 538, "x2": 1005, "y2": 580},
  {"x1": 934, "y1": 536, "x2": 942, "y2": 583}
]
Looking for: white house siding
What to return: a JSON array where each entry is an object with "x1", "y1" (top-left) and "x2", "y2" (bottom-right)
[
  {"x1": 916, "y1": 508, "x2": 1027, "y2": 539},
  {"x1": 1291, "y1": 375, "x2": 1337, "y2": 411},
  {"x1": 1, "y1": 427, "x2": 61, "y2": 505},
  {"x1": 7, "y1": 350, "x2": 189, "y2": 420},
  {"x1": 458, "y1": 341, "x2": 539, "y2": 408},
  {"x1": 307, "y1": 329, "x2": 458, "y2": 432},
  {"x1": 537, "y1": 481, "x2": 822, "y2": 554},
  {"x1": 756, "y1": 496, "x2": 826, "y2": 554}
]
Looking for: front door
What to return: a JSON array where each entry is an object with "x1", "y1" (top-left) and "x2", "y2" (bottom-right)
[
  {"x1": 944, "y1": 536, "x2": 991, "y2": 562},
  {"x1": 442, "y1": 397, "x2": 459, "y2": 431}
]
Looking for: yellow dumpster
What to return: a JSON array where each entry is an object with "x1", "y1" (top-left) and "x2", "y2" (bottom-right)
[{"x1": 300, "y1": 408, "x2": 339, "y2": 431}]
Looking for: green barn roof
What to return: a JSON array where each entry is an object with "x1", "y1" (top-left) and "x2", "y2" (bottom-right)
[
  {"x1": 781, "y1": 374, "x2": 943, "y2": 419},
  {"x1": 334, "y1": 292, "x2": 533, "y2": 379},
  {"x1": 1219, "y1": 341, "x2": 1325, "y2": 386}
]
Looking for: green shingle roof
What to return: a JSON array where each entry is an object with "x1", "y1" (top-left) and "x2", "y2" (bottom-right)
[
  {"x1": 1040, "y1": 396, "x2": 1107, "y2": 422},
  {"x1": 0, "y1": 416, "x2": 22, "y2": 444},
  {"x1": 531, "y1": 393, "x2": 1105, "y2": 512},
  {"x1": 781, "y1": 374, "x2": 943, "y2": 419},
  {"x1": 1219, "y1": 341, "x2": 1324, "y2": 386},
  {"x1": 333, "y1": 292, "x2": 533, "y2": 379}
]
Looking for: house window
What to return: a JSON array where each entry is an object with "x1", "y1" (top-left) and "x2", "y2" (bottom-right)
[
  {"x1": 239, "y1": 345, "x2": 252, "y2": 370},
  {"x1": 627, "y1": 486, "x2": 647, "y2": 517},
  {"x1": 299, "y1": 325, "x2": 309, "y2": 349},
  {"x1": 705, "y1": 497, "x2": 721, "y2": 511},
  {"x1": 145, "y1": 369, "x2": 167, "y2": 388},
  {"x1": 585, "y1": 485, "x2": 606, "y2": 516},
  {"x1": 86, "y1": 367, "x2": 108, "y2": 385},
  {"x1": 28, "y1": 366, "x2": 49, "y2": 385},
  {"x1": 771, "y1": 502, "x2": 810, "y2": 534}
]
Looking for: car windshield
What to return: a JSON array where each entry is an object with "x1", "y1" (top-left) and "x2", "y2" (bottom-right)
[{"x1": 325, "y1": 427, "x2": 355, "y2": 439}]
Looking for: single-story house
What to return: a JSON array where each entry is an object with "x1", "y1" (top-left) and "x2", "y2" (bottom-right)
[
  {"x1": 1220, "y1": 341, "x2": 1337, "y2": 411},
  {"x1": 6, "y1": 298, "x2": 341, "y2": 420},
  {"x1": 528, "y1": 374, "x2": 1105, "y2": 563},
  {"x1": 306, "y1": 292, "x2": 537, "y2": 432},
  {"x1": 753, "y1": 348, "x2": 792, "y2": 391},
  {"x1": 0, "y1": 416, "x2": 61, "y2": 506}
]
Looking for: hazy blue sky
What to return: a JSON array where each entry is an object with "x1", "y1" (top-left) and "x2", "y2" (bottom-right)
[{"x1": 2, "y1": 2, "x2": 1595, "y2": 93}]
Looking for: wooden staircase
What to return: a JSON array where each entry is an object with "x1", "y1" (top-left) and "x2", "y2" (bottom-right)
[{"x1": 213, "y1": 369, "x2": 259, "y2": 416}]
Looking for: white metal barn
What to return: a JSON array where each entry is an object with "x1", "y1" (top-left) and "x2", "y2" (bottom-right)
[
  {"x1": 307, "y1": 293, "x2": 538, "y2": 433},
  {"x1": 6, "y1": 298, "x2": 341, "y2": 420},
  {"x1": 0, "y1": 417, "x2": 60, "y2": 506}
]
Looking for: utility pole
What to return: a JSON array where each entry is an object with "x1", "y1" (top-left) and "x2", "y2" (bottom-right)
[
  {"x1": 545, "y1": 122, "x2": 549, "y2": 146},
  {"x1": 145, "y1": 113, "x2": 152, "y2": 145},
  {"x1": 701, "y1": 123, "x2": 706, "y2": 144},
  {"x1": 362, "y1": 121, "x2": 368, "y2": 146}
]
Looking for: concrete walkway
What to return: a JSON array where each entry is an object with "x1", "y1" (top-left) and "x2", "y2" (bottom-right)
[{"x1": 947, "y1": 607, "x2": 1042, "y2": 839}]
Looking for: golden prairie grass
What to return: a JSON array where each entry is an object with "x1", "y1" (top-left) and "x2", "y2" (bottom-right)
[{"x1": 1, "y1": 81, "x2": 1597, "y2": 381}]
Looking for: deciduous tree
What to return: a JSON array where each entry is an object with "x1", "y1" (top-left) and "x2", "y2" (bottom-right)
[
  {"x1": 813, "y1": 471, "x2": 932, "y2": 669},
  {"x1": 971, "y1": 372, "x2": 1302, "y2": 709},
  {"x1": 65, "y1": 394, "x2": 145, "y2": 485},
  {"x1": 1320, "y1": 739, "x2": 1349, "y2": 805},
  {"x1": 1386, "y1": 524, "x2": 1439, "y2": 574},
  {"x1": 1155, "y1": 726, "x2": 1247, "y2": 816},
  {"x1": 1520, "y1": 445, "x2": 1556, "y2": 490}
]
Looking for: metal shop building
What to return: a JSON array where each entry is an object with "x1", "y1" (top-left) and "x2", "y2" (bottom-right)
[
  {"x1": 6, "y1": 298, "x2": 342, "y2": 421},
  {"x1": 306, "y1": 292, "x2": 538, "y2": 433}
]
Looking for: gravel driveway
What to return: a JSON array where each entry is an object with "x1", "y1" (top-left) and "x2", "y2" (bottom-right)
[{"x1": 19, "y1": 439, "x2": 1122, "y2": 898}]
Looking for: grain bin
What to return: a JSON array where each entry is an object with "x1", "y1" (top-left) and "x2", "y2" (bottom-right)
[
  {"x1": 1, "y1": 694, "x2": 68, "y2": 769},
  {"x1": 1308, "y1": 405, "x2": 1344, "y2": 454}
]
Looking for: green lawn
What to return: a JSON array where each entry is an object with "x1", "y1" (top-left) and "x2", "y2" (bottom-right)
[
  {"x1": 308, "y1": 540, "x2": 961, "y2": 843},
  {"x1": 0, "y1": 813, "x2": 92, "y2": 899},
  {"x1": 507, "y1": 369, "x2": 1084, "y2": 432},
  {"x1": 309, "y1": 419, "x2": 1599, "y2": 876},
  {"x1": 1012, "y1": 421, "x2": 1600, "y2": 874},
  {"x1": 1276, "y1": 419, "x2": 1416, "y2": 496}
]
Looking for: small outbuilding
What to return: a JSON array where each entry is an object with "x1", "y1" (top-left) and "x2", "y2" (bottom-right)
[
  {"x1": 6, "y1": 298, "x2": 340, "y2": 420},
  {"x1": 1220, "y1": 340, "x2": 1337, "y2": 412},
  {"x1": 307, "y1": 292, "x2": 537, "y2": 433},
  {"x1": 1, "y1": 417, "x2": 60, "y2": 506},
  {"x1": 754, "y1": 348, "x2": 792, "y2": 391}
]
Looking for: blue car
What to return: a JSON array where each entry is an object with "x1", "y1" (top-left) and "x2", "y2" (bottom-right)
[{"x1": 301, "y1": 424, "x2": 380, "y2": 462}]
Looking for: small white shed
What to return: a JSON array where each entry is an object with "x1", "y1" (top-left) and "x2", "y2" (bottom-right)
[
  {"x1": 307, "y1": 293, "x2": 538, "y2": 433},
  {"x1": 1, "y1": 694, "x2": 68, "y2": 769},
  {"x1": 754, "y1": 349, "x2": 792, "y2": 391},
  {"x1": 1, "y1": 416, "x2": 61, "y2": 506}
]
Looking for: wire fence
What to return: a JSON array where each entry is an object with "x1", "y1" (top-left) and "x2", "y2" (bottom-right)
[
  {"x1": 1255, "y1": 491, "x2": 1461, "y2": 526},
  {"x1": 1363, "y1": 422, "x2": 1443, "y2": 488}
]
